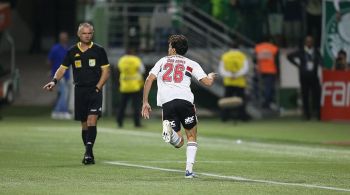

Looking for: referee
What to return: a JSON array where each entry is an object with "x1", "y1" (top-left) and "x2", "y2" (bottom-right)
[{"x1": 43, "y1": 22, "x2": 110, "y2": 165}]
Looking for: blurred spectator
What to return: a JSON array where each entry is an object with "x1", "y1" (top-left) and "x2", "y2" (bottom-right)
[
  {"x1": 226, "y1": 0, "x2": 240, "y2": 29},
  {"x1": 239, "y1": 0, "x2": 267, "y2": 42},
  {"x1": 333, "y1": 50, "x2": 349, "y2": 71},
  {"x1": 151, "y1": 3, "x2": 177, "y2": 52},
  {"x1": 219, "y1": 42, "x2": 251, "y2": 122},
  {"x1": 128, "y1": 4, "x2": 140, "y2": 48},
  {"x1": 287, "y1": 36, "x2": 322, "y2": 120},
  {"x1": 116, "y1": 48, "x2": 144, "y2": 128},
  {"x1": 47, "y1": 31, "x2": 71, "y2": 119},
  {"x1": 168, "y1": 0, "x2": 182, "y2": 28},
  {"x1": 211, "y1": 0, "x2": 225, "y2": 21},
  {"x1": 211, "y1": 0, "x2": 240, "y2": 29},
  {"x1": 267, "y1": 0, "x2": 283, "y2": 45},
  {"x1": 282, "y1": 0, "x2": 302, "y2": 47},
  {"x1": 304, "y1": 0, "x2": 322, "y2": 47},
  {"x1": 254, "y1": 40, "x2": 280, "y2": 110}
]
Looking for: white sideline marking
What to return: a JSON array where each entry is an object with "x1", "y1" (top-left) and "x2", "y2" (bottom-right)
[
  {"x1": 105, "y1": 160, "x2": 335, "y2": 164},
  {"x1": 106, "y1": 161, "x2": 350, "y2": 193}
]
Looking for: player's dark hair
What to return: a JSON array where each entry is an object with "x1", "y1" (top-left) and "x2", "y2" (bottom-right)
[{"x1": 168, "y1": 35, "x2": 188, "y2": 55}]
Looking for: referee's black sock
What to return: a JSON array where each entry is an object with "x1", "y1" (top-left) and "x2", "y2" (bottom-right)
[
  {"x1": 82, "y1": 129, "x2": 88, "y2": 146},
  {"x1": 86, "y1": 126, "x2": 97, "y2": 156}
]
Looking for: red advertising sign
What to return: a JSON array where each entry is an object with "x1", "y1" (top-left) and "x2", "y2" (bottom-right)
[
  {"x1": 0, "y1": 3, "x2": 11, "y2": 31},
  {"x1": 321, "y1": 70, "x2": 350, "y2": 121}
]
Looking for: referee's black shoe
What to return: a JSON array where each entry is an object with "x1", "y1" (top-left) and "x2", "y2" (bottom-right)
[{"x1": 82, "y1": 153, "x2": 95, "y2": 165}]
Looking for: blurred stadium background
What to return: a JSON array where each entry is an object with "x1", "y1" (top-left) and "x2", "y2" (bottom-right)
[
  {"x1": 0, "y1": 0, "x2": 350, "y2": 194},
  {"x1": 0, "y1": 0, "x2": 349, "y2": 119}
]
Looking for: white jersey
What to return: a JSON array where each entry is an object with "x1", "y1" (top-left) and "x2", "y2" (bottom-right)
[{"x1": 149, "y1": 55, "x2": 207, "y2": 106}]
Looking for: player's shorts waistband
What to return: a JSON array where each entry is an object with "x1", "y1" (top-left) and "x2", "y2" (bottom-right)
[{"x1": 162, "y1": 99, "x2": 192, "y2": 107}]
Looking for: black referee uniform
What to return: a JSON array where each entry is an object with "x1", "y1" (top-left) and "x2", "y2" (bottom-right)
[
  {"x1": 61, "y1": 42, "x2": 110, "y2": 121},
  {"x1": 61, "y1": 42, "x2": 110, "y2": 164}
]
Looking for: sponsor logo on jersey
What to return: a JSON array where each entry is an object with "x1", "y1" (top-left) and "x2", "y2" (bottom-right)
[
  {"x1": 184, "y1": 116, "x2": 195, "y2": 124},
  {"x1": 89, "y1": 59, "x2": 96, "y2": 67},
  {"x1": 74, "y1": 60, "x2": 82, "y2": 68},
  {"x1": 169, "y1": 120, "x2": 176, "y2": 128},
  {"x1": 74, "y1": 53, "x2": 80, "y2": 57}
]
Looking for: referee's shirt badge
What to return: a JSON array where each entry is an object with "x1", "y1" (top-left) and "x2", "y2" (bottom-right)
[
  {"x1": 74, "y1": 60, "x2": 82, "y2": 68},
  {"x1": 89, "y1": 59, "x2": 96, "y2": 67}
]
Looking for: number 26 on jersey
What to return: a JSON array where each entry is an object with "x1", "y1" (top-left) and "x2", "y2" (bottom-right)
[{"x1": 162, "y1": 63, "x2": 185, "y2": 83}]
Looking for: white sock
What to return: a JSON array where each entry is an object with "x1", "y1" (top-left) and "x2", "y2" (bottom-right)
[
  {"x1": 186, "y1": 142, "x2": 198, "y2": 173},
  {"x1": 170, "y1": 130, "x2": 181, "y2": 147}
]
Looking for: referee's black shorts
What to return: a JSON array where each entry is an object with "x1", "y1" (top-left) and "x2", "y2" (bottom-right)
[
  {"x1": 162, "y1": 99, "x2": 197, "y2": 132},
  {"x1": 74, "y1": 86, "x2": 102, "y2": 122}
]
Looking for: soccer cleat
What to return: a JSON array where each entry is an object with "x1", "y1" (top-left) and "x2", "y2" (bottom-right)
[
  {"x1": 162, "y1": 120, "x2": 172, "y2": 143},
  {"x1": 82, "y1": 153, "x2": 95, "y2": 165},
  {"x1": 185, "y1": 170, "x2": 197, "y2": 178}
]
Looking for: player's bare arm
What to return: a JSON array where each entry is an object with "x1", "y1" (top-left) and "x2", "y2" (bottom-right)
[
  {"x1": 200, "y1": 72, "x2": 217, "y2": 86},
  {"x1": 96, "y1": 66, "x2": 110, "y2": 91},
  {"x1": 43, "y1": 65, "x2": 67, "y2": 91},
  {"x1": 141, "y1": 74, "x2": 156, "y2": 119}
]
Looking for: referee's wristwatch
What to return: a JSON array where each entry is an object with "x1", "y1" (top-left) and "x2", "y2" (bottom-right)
[
  {"x1": 95, "y1": 86, "x2": 100, "y2": 93},
  {"x1": 51, "y1": 78, "x2": 58, "y2": 85}
]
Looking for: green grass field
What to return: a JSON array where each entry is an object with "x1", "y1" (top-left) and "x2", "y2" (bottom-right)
[{"x1": 1, "y1": 108, "x2": 350, "y2": 194}]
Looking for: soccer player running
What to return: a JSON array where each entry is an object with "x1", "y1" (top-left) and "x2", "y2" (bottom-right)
[
  {"x1": 43, "y1": 22, "x2": 110, "y2": 165},
  {"x1": 141, "y1": 35, "x2": 217, "y2": 178}
]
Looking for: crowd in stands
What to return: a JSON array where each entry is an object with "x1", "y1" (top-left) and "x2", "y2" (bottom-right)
[{"x1": 190, "y1": 0, "x2": 320, "y2": 48}]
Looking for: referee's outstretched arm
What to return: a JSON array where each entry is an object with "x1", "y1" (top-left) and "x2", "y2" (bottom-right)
[{"x1": 43, "y1": 65, "x2": 67, "y2": 91}]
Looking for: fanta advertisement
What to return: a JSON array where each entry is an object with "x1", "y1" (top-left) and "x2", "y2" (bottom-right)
[{"x1": 321, "y1": 70, "x2": 350, "y2": 121}]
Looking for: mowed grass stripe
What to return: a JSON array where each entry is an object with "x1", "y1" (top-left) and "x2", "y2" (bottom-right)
[
  {"x1": 106, "y1": 161, "x2": 350, "y2": 193},
  {"x1": 34, "y1": 126, "x2": 350, "y2": 159}
]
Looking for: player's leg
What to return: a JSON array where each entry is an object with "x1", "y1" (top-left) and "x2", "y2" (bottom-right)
[
  {"x1": 161, "y1": 101, "x2": 183, "y2": 147},
  {"x1": 178, "y1": 99, "x2": 198, "y2": 178},
  {"x1": 81, "y1": 114, "x2": 97, "y2": 165},
  {"x1": 163, "y1": 119, "x2": 184, "y2": 147},
  {"x1": 74, "y1": 86, "x2": 93, "y2": 165},
  {"x1": 173, "y1": 131, "x2": 184, "y2": 148},
  {"x1": 81, "y1": 121, "x2": 92, "y2": 164},
  {"x1": 162, "y1": 116, "x2": 184, "y2": 147},
  {"x1": 184, "y1": 126, "x2": 198, "y2": 178},
  {"x1": 83, "y1": 87, "x2": 102, "y2": 165},
  {"x1": 85, "y1": 114, "x2": 98, "y2": 163},
  {"x1": 81, "y1": 121, "x2": 88, "y2": 146}
]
